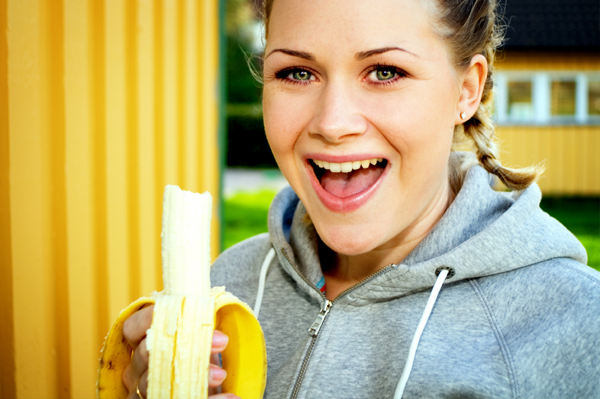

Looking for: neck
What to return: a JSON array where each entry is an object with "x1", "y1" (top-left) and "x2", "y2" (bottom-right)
[{"x1": 321, "y1": 181, "x2": 454, "y2": 299}]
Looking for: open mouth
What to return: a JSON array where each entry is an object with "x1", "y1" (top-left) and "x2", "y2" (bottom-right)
[{"x1": 310, "y1": 157, "x2": 388, "y2": 198}]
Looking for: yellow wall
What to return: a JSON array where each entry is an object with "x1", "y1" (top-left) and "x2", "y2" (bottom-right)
[
  {"x1": 497, "y1": 126, "x2": 600, "y2": 195},
  {"x1": 0, "y1": 0, "x2": 221, "y2": 398},
  {"x1": 495, "y1": 52, "x2": 600, "y2": 195}
]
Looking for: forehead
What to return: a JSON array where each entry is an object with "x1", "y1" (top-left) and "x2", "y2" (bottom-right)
[{"x1": 266, "y1": 0, "x2": 439, "y2": 55}]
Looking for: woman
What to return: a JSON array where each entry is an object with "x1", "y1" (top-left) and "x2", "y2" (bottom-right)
[{"x1": 123, "y1": 0, "x2": 600, "y2": 397}]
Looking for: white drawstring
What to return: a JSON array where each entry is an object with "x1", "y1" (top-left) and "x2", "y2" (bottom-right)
[
  {"x1": 254, "y1": 248, "x2": 449, "y2": 396},
  {"x1": 253, "y1": 248, "x2": 275, "y2": 318},
  {"x1": 394, "y1": 268, "x2": 450, "y2": 399}
]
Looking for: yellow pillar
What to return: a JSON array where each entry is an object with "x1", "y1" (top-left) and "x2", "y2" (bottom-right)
[{"x1": 0, "y1": 0, "x2": 222, "y2": 397}]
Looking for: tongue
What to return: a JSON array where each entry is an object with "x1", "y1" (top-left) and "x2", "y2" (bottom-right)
[{"x1": 320, "y1": 166, "x2": 384, "y2": 198}]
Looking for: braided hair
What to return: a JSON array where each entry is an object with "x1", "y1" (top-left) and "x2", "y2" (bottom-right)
[{"x1": 432, "y1": 0, "x2": 543, "y2": 191}]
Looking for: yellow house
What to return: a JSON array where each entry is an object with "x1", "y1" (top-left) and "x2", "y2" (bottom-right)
[
  {"x1": 494, "y1": 0, "x2": 600, "y2": 195},
  {"x1": 496, "y1": 53, "x2": 600, "y2": 195}
]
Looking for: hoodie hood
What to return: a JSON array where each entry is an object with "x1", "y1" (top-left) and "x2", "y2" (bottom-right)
[{"x1": 267, "y1": 165, "x2": 587, "y2": 304}]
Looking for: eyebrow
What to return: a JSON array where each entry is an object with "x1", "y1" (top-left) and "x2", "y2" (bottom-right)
[
  {"x1": 265, "y1": 48, "x2": 316, "y2": 61},
  {"x1": 355, "y1": 46, "x2": 418, "y2": 60},
  {"x1": 265, "y1": 46, "x2": 418, "y2": 61}
]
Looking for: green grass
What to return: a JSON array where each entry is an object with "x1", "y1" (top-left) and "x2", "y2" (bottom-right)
[
  {"x1": 223, "y1": 192, "x2": 600, "y2": 272},
  {"x1": 223, "y1": 190, "x2": 278, "y2": 250},
  {"x1": 540, "y1": 197, "x2": 599, "y2": 272}
]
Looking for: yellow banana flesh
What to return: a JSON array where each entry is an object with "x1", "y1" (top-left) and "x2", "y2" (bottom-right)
[{"x1": 97, "y1": 186, "x2": 267, "y2": 399}]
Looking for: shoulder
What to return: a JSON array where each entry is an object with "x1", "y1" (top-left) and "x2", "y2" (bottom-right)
[
  {"x1": 477, "y1": 258, "x2": 600, "y2": 306},
  {"x1": 475, "y1": 258, "x2": 600, "y2": 329},
  {"x1": 210, "y1": 233, "x2": 272, "y2": 303},
  {"x1": 474, "y1": 259, "x2": 600, "y2": 338},
  {"x1": 472, "y1": 259, "x2": 600, "y2": 396}
]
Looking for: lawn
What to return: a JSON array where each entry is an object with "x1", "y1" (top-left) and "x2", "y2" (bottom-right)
[
  {"x1": 540, "y1": 197, "x2": 599, "y2": 271},
  {"x1": 223, "y1": 191, "x2": 600, "y2": 272},
  {"x1": 222, "y1": 190, "x2": 276, "y2": 250}
]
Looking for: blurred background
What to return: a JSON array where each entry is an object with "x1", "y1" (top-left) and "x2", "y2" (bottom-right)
[{"x1": 0, "y1": 0, "x2": 598, "y2": 398}]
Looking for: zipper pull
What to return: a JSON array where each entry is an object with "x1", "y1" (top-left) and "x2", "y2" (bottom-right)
[{"x1": 308, "y1": 300, "x2": 333, "y2": 337}]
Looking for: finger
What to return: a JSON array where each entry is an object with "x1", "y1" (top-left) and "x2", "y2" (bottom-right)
[
  {"x1": 125, "y1": 369, "x2": 147, "y2": 399},
  {"x1": 210, "y1": 352, "x2": 221, "y2": 367},
  {"x1": 123, "y1": 305, "x2": 154, "y2": 350},
  {"x1": 137, "y1": 370, "x2": 148, "y2": 399},
  {"x1": 122, "y1": 339, "x2": 149, "y2": 392},
  {"x1": 208, "y1": 364, "x2": 227, "y2": 388},
  {"x1": 208, "y1": 352, "x2": 221, "y2": 395},
  {"x1": 208, "y1": 394, "x2": 241, "y2": 399},
  {"x1": 212, "y1": 330, "x2": 229, "y2": 354}
]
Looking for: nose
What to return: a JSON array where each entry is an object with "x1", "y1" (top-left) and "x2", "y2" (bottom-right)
[{"x1": 308, "y1": 80, "x2": 368, "y2": 143}]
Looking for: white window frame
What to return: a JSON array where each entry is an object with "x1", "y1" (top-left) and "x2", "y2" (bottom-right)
[{"x1": 495, "y1": 71, "x2": 600, "y2": 125}]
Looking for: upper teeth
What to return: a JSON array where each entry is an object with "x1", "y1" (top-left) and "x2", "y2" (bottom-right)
[{"x1": 313, "y1": 158, "x2": 383, "y2": 173}]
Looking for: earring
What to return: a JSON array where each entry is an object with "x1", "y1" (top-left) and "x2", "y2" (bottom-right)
[{"x1": 460, "y1": 112, "x2": 467, "y2": 120}]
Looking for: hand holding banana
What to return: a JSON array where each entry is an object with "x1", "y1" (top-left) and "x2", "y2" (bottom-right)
[
  {"x1": 97, "y1": 186, "x2": 267, "y2": 399},
  {"x1": 121, "y1": 306, "x2": 232, "y2": 399}
]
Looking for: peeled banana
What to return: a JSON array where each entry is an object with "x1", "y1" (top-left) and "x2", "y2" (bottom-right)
[{"x1": 97, "y1": 185, "x2": 267, "y2": 399}]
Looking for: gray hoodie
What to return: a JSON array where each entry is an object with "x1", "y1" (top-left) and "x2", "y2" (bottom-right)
[{"x1": 211, "y1": 165, "x2": 600, "y2": 399}]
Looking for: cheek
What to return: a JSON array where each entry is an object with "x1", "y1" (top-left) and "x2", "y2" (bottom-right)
[
  {"x1": 263, "y1": 94, "x2": 291, "y2": 155},
  {"x1": 263, "y1": 88, "x2": 316, "y2": 156},
  {"x1": 376, "y1": 84, "x2": 456, "y2": 154},
  {"x1": 262, "y1": 93, "x2": 306, "y2": 176}
]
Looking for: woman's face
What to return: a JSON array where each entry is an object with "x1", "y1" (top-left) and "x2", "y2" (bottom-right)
[{"x1": 263, "y1": 0, "x2": 462, "y2": 258}]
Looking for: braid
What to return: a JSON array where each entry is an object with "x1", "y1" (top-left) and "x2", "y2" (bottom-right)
[
  {"x1": 435, "y1": 0, "x2": 544, "y2": 191},
  {"x1": 463, "y1": 102, "x2": 541, "y2": 190}
]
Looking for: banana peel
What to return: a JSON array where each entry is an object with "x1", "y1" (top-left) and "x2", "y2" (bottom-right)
[{"x1": 97, "y1": 288, "x2": 267, "y2": 399}]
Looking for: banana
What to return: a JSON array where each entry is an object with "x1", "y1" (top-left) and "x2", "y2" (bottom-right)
[{"x1": 97, "y1": 185, "x2": 267, "y2": 399}]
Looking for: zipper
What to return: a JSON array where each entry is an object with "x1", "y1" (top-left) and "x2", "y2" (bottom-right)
[
  {"x1": 289, "y1": 299, "x2": 332, "y2": 399},
  {"x1": 282, "y1": 247, "x2": 395, "y2": 399},
  {"x1": 308, "y1": 299, "x2": 332, "y2": 336}
]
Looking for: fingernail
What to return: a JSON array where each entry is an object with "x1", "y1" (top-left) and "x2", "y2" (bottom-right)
[
  {"x1": 227, "y1": 395, "x2": 241, "y2": 399},
  {"x1": 212, "y1": 331, "x2": 229, "y2": 347},
  {"x1": 210, "y1": 366, "x2": 227, "y2": 381}
]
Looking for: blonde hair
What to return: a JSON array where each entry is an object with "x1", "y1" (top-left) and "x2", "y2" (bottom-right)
[{"x1": 261, "y1": 0, "x2": 543, "y2": 192}]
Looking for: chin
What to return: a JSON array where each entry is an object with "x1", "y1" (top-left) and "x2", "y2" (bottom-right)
[{"x1": 316, "y1": 222, "x2": 383, "y2": 256}]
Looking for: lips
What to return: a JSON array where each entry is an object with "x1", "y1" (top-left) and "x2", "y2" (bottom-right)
[{"x1": 306, "y1": 156, "x2": 389, "y2": 213}]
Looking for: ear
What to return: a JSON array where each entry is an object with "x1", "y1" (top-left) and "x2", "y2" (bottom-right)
[{"x1": 455, "y1": 54, "x2": 488, "y2": 125}]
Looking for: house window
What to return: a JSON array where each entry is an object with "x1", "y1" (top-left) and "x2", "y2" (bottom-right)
[
  {"x1": 507, "y1": 81, "x2": 533, "y2": 120},
  {"x1": 551, "y1": 80, "x2": 576, "y2": 116},
  {"x1": 589, "y1": 80, "x2": 600, "y2": 116},
  {"x1": 495, "y1": 72, "x2": 600, "y2": 125}
]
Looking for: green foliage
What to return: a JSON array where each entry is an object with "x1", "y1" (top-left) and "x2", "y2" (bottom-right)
[
  {"x1": 224, "y1": 0, "x2": 268, "y2": 167},
  {"x1": 222, "y1": 192, "x2": 600, "y2": 272},
  {"x1": 226, "y1": 113, "x2": 277, "y2": 168},
  {"x1": 226, "y1": 35, "x2": 262, "y2": 104},
  {"x1": 224, "y1": 0, "x2": 257, "y2": 36}
]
